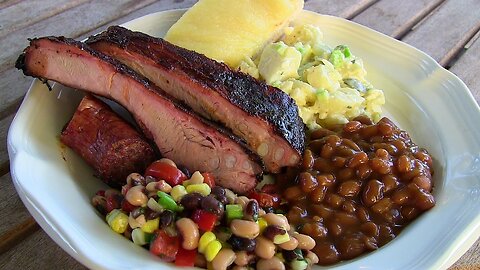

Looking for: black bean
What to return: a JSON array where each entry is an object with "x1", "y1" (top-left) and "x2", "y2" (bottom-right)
[
  {"x1": 263, "y1": 225, "x2": 286, "y2": 240},
  {"x1": 180, "y1": 193, "x2": 203, "y2": 211},
  {"x1": 282, "y1": 249, "x2": 304, "y2": 262},
  {"x1": 211, "y1": 186, "x2": 228, "y2": 205},
  {"x1": 244, "y1": 200, "x2": 259, "y2": 221},
  {"x1": 201, "y1": 195, "x2": 224, "y2": 216},
  {"x1": 177, "y1": 165, "x2": 191, "y2": 178},
  {"x1": 146, "y1": 209, "x2": 160, "y2": 220},
  {"x1": 264, "y1": 207, "x2": 275, "y2": 213},
  {"x1": 159, "y1": 210, "x2": 175, "y2": 229},
  {"x1": 227, "y1": 235, "x2": 256, "y2": 252}
]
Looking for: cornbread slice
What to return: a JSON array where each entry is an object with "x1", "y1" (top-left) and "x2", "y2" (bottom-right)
[{"x1": 164, "y1": 0, "x2": 304, "y2": 67}]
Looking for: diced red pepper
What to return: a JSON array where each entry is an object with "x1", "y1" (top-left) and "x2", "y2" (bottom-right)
[
  {"x1": 175, "y1": 246, "x2": 197, "y2": 267},
  {"x1": 192, "y1": 209, "x2": 217, "y2": 232},
  {"x1": 248, "y1": 190, "x2": 281, "y2": 208},
  {"x1": 260, "y1": 184, "x2": 279, "y2": 194},
  {"x1": 202, "y1": 172, "x2": 216, "y2": 188},
  {"x1": 145, "y1": 161, "x2": 188, "y2": 186},
  {"x1": 96, "y1": 190, "x2": 105, "y2": 197},
  {"x1": 150, "y1": 230, "x2": 180, "y2": 262},
  {"x1": 121, "y1": 200, "x2": 136, "y2": 213}
]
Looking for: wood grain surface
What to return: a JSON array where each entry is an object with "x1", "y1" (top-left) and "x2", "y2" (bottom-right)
[{"x1": 0, "y1": 0, "x2": 479, "y2": 269}]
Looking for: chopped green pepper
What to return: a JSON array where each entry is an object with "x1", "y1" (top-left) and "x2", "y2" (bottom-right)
[
  {"x1": 226, "y1": 204, "x2": 243, "y2": 222},
  {"x1": 157, "y1": 191, "x2": 183, "y2": 212}
]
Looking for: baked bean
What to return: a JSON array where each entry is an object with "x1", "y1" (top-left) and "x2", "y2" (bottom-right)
[
  {"x1": 337, "y1": 167, "x2": 354, "y2": 180},
  {"x1": 310, "y1": 186, "x2": 328, "y2": 203},
  {"x1": 370, "y1": 157, "x2": 391, "y2": 174},
  {"x1": 362, "y1": 180, "x2": 385, "y2": 206},
  {"x1": 332, "y1": 156, "x2": 347, "y2": 167},
  {"x1": 293, "y1": 232, "x2": 316, "y2": 250},
  {"x1": 278, "y1": 117, "x2": 436, "y2": 265},
  {"x1": 342, "y1": 138, "x2": 361, "y2": 151},
  {"x1": 176, "y1": 218, "x2": 199, "y2": 250},
  {"x1": 302, "y1": 149, "x2": 314, "y2": 169},
  {"x1": 125, "y1": 186, "x2": 147, "y2": 207},
  {"x1": 347, "y1": 152, "x2": 368, "y2": 168},
  {"x1": 316, "y1": 174, "x2": 335, "y2": 186},
  {"x1": 381, "y1": 174, "x2": 398, "y2": 193},
  {"x1": 371, "y1": 198, "x2": 393, "y2": 215},
  {"x1": 286, "y1": 206, "x2": 307, "y2": 224},
  {"x1": 342, "y1": 200, "x2": 357, "y2": 213},
  {"x1": 278, "y1": 234, "x2": 298, "y2": 250},
  {"x1": 256, "y1": 257, "x2": 285, "y2": 270},
  {"x1": 284, "y1": 186, "x2": 304, "y2": 202},
  {"x1": 211, "y1": 248, "x2": 236, "y2": 270},
  {"x1": 313, "y1": 241, "x2": 340, "y2": 265},
  {"x1": 412, "y1": 175, "x2": 432, "y2": 191},
  {"x1": 360, "y1": 222, "x2": 379, "y2": 238},
  {"x1": 254, "y1": 236, "x2": 275, "y2": 259},
  {"x1": 344, "y1": 121, "x2": 362, "y2": 133},
  {"x1": 338, "y1": 181, "x2": 361, "y2": 197},
  {"x1": 299, "y1": 172, "x2": 318, "y2": 193},
  {"x1": 312, "y1": 204, "x2": 333, "y2": 219},
  {"x1": 230, "y1": 219, "x2": 260, "y2": 239},
  {"x1": 310, "y1": 128, "x2": 335, "y2": 140},
  {"x1": 321, "y1": 144, "x2": 334, "y2": 158},
  {"x1": 356, "y1": 164, "x2": 372, "y2": 179},
  {"x1": 353, "y1": 115, "x2": 373, "y2": 125},
  {"x1": 325, "y1": 193, "x2": 345, "y2": 208}
]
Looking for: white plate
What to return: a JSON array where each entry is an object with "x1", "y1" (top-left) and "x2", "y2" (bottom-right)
[{"x1": 8, "y1": 9, "x2": 480, "y2": 270}]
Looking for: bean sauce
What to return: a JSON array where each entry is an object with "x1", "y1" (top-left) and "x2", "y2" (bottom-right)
[{"x1": 277, "y1": 117, "x2": 436, "y2": 265}]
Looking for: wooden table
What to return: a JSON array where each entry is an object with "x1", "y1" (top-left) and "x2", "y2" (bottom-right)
[{"x1": 0, "y1": 0, "x2": 479, "y2": 269}]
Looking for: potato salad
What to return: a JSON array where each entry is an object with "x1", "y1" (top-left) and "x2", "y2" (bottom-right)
[{"x1": 238, "y1": 24, "x2": 385, "y2": 129}]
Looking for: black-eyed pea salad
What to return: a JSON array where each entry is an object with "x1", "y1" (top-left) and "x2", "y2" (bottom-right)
[{"x1": 91, "y1": 158, "x2": 318, "y2": 269}]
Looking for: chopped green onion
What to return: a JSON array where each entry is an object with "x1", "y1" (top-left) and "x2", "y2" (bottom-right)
[
  {"x1": 328, "y1": 50, "x2": 345, "y2": 68},
  {"x1": 132, "y1": 228, "x2": 153, "y2": 245}
]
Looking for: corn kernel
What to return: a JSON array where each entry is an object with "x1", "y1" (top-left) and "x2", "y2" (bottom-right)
[
  {"x1": 204, "y1": 240, "x2": 222, "y2": 262},
  {"x1": 141, "y1": 217, "x2": 159, "y2": 233},
  {"x1": 171, "y1": 185, "x2": 188, "y2": 202},
  {"x1": 199, "y1": 231, "x2": 216, "y2": 253},
  {"x1": 273, "y1": 232, "x2": 290, "y2": 244},
  {"x1": 257, "y1": 217, "x2": 268, "y2": 233},
  {"x1": 186, "y1": 183, "x2": 211, "y2": 196},
  {"x1": 106, "y1": 209, "x2": 129, "y2": 234}
]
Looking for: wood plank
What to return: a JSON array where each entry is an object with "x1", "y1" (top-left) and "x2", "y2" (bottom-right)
[
  {"x1": 0, "y1": 68, "x2": 32, "y2": 119},
  {"x1": 449, "y1": 35, "x2": 480, "y2": 104},
  {"x1": 78, "y1": 0, "x2": 199, "y2": 40},
  {"x1": 304, "y1": 0, "x2": 377, "y2": 19},
  {"x1": 0, "y1": 0, "x2": 157, "y2": 74},
  {"x1": 0, "y1": 0, "x2": 21, "y2": 10},
  {"x1": 450, "y1": 239, "x2": 480, "y2": 269},
  {"x1": 0, "y1": 0, "x2": 88, "y2": 38},
  {"x1": 0, "y1": 218, "x2": 38, "y2": 255},
  {"x1": 0, "y1": 229, "x2": 86, "y2": 269},
  {"x1": 0, "y1": 173, "x2": 33, "y2": 237},
  {"x1": 401, "y1": 0, "x2": 480, "y2": 66},
  {"x1": 0, "y1": 114, "x2": 14, "y2": 169},
  {"x1": 352, "y1": 0, "x2": 445, "y2": 38}
]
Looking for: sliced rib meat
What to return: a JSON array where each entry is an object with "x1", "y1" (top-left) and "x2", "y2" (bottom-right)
[
  {"x1": 16, "y1": 36, "x2": 262, "y2": 193},
  {"x1": 61, "y1": 94, "x2": 156, "y2": 188},
  {"x1": 86, "y1": 26, "x2": 305, "y2": 173}
]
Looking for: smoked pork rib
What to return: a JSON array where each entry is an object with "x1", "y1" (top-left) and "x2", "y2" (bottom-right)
[
  {"x1": 86, "y1": 26, "x2": 305, "y2": 172},
  {"x1": 61, "y1": 94, "x2": 156, "y2": 188},
  {"x1": 16, "y1": 36, "x2": 262, "y2": 193}
]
